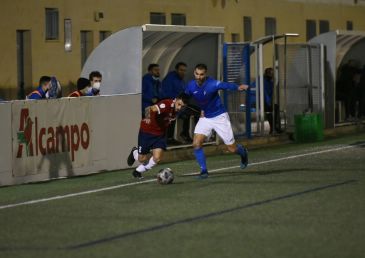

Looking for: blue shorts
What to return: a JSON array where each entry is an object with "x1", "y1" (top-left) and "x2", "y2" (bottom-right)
[{"x1": 138, "y1": 131, "x2": 167, "y2": 155}]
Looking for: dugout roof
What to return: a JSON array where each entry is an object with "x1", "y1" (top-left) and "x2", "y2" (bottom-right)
[
  {"x1": 81, "y1": 24, "x2": 225, "y2": 95},
  {"x1": 309, "y1": 30, "x2": 365, "y2": 82}
]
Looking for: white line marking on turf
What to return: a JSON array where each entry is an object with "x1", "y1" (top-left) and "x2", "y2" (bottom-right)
[
  {"x1": 0, "y1": 179, "x2": 156, "y2": 210},
  {"x1": 0, "y1": 143, "x2": 363, "y2": 210},
  {"x1": 182, "y1": 143, "x2": 365, "y2": 176}
]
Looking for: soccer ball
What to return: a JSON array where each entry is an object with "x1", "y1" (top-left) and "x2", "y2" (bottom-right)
[{"x1": 157, "y1": 168, "x2": 174, "y2": 185}]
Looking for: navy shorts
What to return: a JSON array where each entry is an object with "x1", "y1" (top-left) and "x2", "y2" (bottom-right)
[{"x1": 138, "y1": 131, "x2": 167, "y2": 155}]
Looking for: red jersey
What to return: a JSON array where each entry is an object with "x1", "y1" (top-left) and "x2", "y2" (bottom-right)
[
  {"x1": 140, "y1": 99, "x2": 176, "y2": 136},
  {"x1": 68, "y1": 91, "x2": 83, "y2": 97}
]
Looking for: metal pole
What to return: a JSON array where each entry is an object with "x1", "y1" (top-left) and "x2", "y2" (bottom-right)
[
  {"x1": 307, "y1": 45, "x2": 313, "y2": 112},
  {"x1": 283, "y1": 36, "x2": 288, "y2": 121},
  {"x1": 271, "y1": 35, "x2": 276, "y2": 134},
  {"x1": 259, "y1": 43, "x2": 265, "y2": 134},
  {"x1": 255, "y1": 44, "x2": 260, "y2": 135}
]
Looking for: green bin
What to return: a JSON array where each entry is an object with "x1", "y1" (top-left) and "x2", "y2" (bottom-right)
[{"x1": 294, "y1": 113, "x2": 324, "y2": 143}]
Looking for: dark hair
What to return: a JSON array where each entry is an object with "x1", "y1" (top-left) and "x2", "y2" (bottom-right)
[
  {"x1": 194, "y1": 63, "x2": 207, "y2": 71},
  {"x1": 77, "y1": 77, "x2": 90, "y2": 90},
  {"x1": 89, "y1": 71, "x2": 102, "y2": 81},
  {"x1": 39, "y1": 76, "x2": 51, "y2": 86},
  {"x1": 176, "y1": 92, "x2": 190, "y2": 104},
  {"x1": 175, "y1": 62, "x2": 187, "y2": 70},
  {"x1": 148, "y1": 63, "x2": 159, "y2": 71}
]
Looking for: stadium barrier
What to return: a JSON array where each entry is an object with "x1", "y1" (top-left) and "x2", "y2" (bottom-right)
[{"x1": 0, "y1": 94, "x2": 140, "y2": 186}]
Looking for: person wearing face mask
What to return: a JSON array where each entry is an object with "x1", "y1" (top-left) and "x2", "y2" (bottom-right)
[
  {"x1": 68, "y1": 77, "x2": 91, "y2": 97},
  {"x1": 27, "y1": 76, "x2": 52, "y2": 100},
  {"x1": 142, "y1": 63, "x2": 162, "y2": 118},
  {"x1": 88, "y1": 71, "x2": 102, "y2": 96}
]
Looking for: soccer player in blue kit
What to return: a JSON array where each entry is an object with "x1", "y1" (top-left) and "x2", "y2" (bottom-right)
[{"x1": 185, "y1": 64, "x2": 249, "y2": 178}]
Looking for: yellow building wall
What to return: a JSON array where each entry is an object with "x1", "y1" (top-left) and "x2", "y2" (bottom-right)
[{"x1": 1, "y1": 0, "x2": 365, "y2": 99}]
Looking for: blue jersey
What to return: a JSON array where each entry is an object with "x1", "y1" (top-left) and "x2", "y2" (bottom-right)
[
  {"x1": 27, "y1": 86, "x2": 46, "y2": 100},
  {"x1": 185, "y1": 77, "x2": 238, "y2": 118},
  {"x1": 161, "y1": 71, "x2": 185, "y2": 99}
]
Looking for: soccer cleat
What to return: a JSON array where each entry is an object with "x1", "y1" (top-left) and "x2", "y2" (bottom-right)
[
  {"x1": 240, "y1": 147, "x2": 248, "y2": 169},
  {"x1": 127, "y1": 147, "x2": 138, "y2": 166},
  {"x1": 197, "y1": 170, "x2": 209, "y2": 179},
  {"x1": 132, "y1": 170, "x2": 143, "y2": 179}
]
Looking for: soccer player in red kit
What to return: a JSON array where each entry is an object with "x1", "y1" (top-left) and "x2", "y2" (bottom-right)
[{"x1": 127, "y1": 93, "x2": 189, "y2": 178}]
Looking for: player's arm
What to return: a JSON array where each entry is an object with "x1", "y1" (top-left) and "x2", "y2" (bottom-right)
[
  {"x1": 216, "y1": 81, "x2": 249, "y2": 91},
  {"x1": 144, "y1": 104, "x2": 159, "y2": 119}
]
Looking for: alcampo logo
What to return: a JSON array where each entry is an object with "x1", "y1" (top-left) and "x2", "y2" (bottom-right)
[{"x1": 16, "y1": 108, "x2": 90, "y2": 161}]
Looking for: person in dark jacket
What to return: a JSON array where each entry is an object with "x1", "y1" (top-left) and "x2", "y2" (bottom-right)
[{"x1": 142, "y1": 64, "x2": 161, "y2": 118}]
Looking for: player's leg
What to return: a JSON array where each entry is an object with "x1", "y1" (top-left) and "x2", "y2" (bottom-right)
[
  {"x1": 132, "y1": 132, "x2": 154, "y2": 178},
  {"x1": 134, "y1": 148, "x2": 162, "y2": 174},
  {"x1": 212, "y1": 113, "x2": 248, "y2": 169},
  {"x1": 127, "y1": 146, "x2": 149, "y2": 166},
  {"x1": 193, "y1": 117, "x2": 212, "y2": 178},
  {"x1": 127, "y1": 129, "x2": 150, "y2": 166},
  {"x1": 145, "y1": 148, "x2": 163, "y2": 170},
  {"x1": 134, "y1": 133, "x2": 167, "y2": 178}
]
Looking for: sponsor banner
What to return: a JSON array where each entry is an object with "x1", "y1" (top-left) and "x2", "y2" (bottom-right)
[{"x1": 12, "y1": 99, "x2": 91, "y2": 177}]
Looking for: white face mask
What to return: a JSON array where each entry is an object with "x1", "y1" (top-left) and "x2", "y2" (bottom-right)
[{"x1": 92, "y1": 82, "x2": 101, "y2": 90}]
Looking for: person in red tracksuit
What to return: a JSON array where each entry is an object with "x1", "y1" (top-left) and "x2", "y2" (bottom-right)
[{"x1": 68, "y1": 77, "x2": 91, "y2": 97}]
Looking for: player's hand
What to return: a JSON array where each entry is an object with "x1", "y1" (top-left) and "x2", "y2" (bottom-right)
[
  {"x1": 238, "y1": 84, "x2": 249, "y2": 91},
  {"x1": 143, "y1": 118, "x2": 151, "y2": 124}
]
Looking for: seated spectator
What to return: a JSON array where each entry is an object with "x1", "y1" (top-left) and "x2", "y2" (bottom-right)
[
  {"x1": 142, "y1": 64, "x2": 161, "y2": 118},
  {"x1": 68, "y1": 78, "x2": 91, "y2": 97},
  {"x1": 27, "y1": 76, "x2": 51, "y2": 100},
  {"x1": 88, "y1": 71, "x2": 102, "y2": 96},
  {"x1": 161, "y1": 62, "x2": 187, "y2": 144}
]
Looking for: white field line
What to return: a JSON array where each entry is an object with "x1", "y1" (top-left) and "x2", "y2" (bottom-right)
[
  {"x1": 182, "y1": 143, "x2": 365, "y2": 176},
  {"x1": 0, "y1": 143, "x2": 363, "y2": 210},
  {"x1": 0, "y1": 179, "x2": 156, "y2": 210}
]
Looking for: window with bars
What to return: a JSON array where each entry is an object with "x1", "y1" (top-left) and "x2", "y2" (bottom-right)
[
  {"x1": 150, "y1": 12, "x2": 166, "y2": 24},
  {"x1": 45, "y1": 8, "x2": 59, "y2": 40},
  {"x1": 319, "y1": 20, "x2": 330, "y2": 34},
  {"x1": 99, "y1": 31, "x2": 112, "y2": 42},
  {"x1": 265, "y1": 17, "x2": 276, "y2": 36},
  {"x1": 306, "y1": 20, "x2": 317, "y2": 41},
  {"x1": 231, "y1": 33, "x2": 240, "y2": 42},
  {"x1": 243, "y1": 16, "x2": 252, "y2": 41},
  {"x1": 171, "y1": 13, "x2": 186, "y2": 25},
  {"x1": 346, "y1": 21, "x2": 353, "y2": 31}
]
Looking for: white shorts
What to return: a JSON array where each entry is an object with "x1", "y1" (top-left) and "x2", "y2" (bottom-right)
[{"x1": 194, "y1": 112, "x2": 235, "y2": 145}]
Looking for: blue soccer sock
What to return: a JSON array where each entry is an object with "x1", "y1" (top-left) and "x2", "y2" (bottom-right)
[
  {"x1": 194, "y1": 148, "x2": 207, "y2": 173},
  {"x1": 236, "y1": 144, "x2": 246, "y2": 157}
]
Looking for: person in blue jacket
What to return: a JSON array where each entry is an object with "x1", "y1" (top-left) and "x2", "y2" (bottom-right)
[
  {"x1": 185, "y1": 63, "x2": 249, "y2": 178},
  {"x1": 27, "y1": 76, "x2": 51, "y2": 100},
  {"x1": 161, "y1": 62, "x2": 189, "y2": 144},
  {"x1": 142, "y1": 64, "x2": 161, "y2": 118},
  {"x1": 161, "y1": 62, "x2": 187, "y2": 99}
]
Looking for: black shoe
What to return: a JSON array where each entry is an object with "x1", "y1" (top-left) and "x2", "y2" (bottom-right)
[
  {"x1": 132, "y1": 170, "x2": 143, "y2": 179},
  {"x1": 127, "y1": 147, "x2": 137, "y2": 166},
  {"x1": 197, "y1": 170, "x2": 209, "y2": 179}
]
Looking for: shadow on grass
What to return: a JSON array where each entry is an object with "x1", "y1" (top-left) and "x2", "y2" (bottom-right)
[{"x1": 350, "y1": 141, "x2": 365, "y2": 148}]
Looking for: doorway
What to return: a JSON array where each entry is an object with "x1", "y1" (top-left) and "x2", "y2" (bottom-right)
[{"x1": 16, "y1": 30, "x2": 32, "y2": 99}]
